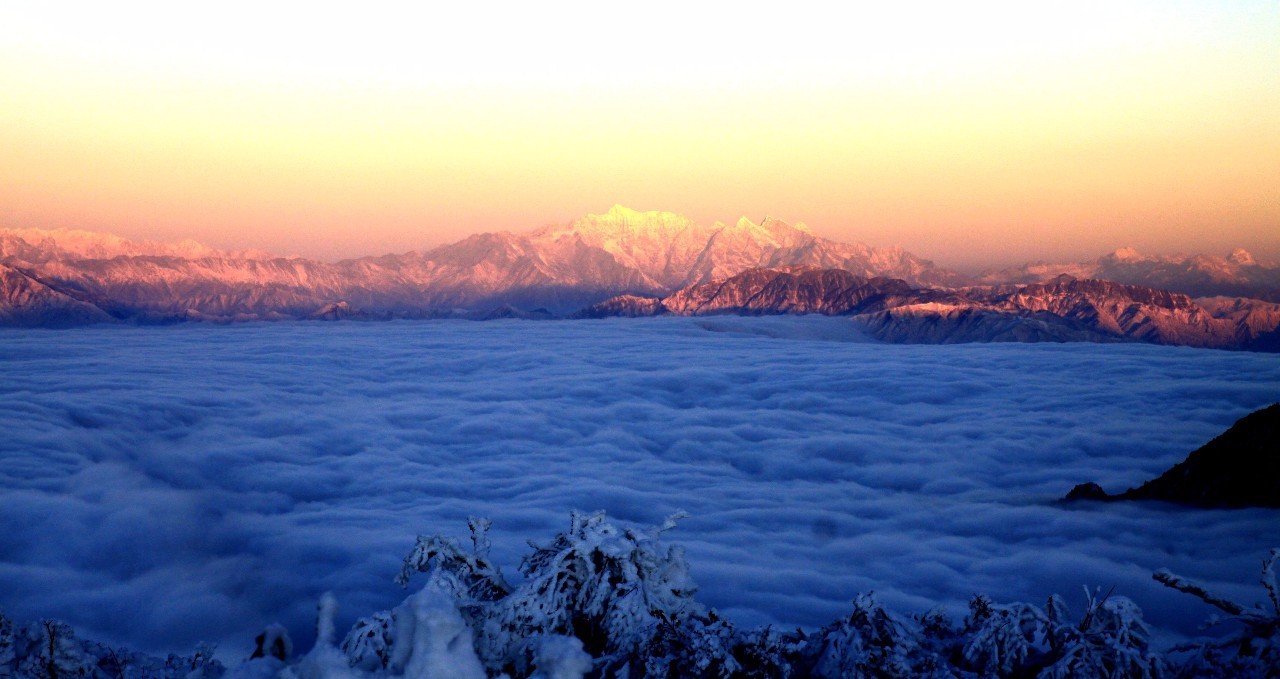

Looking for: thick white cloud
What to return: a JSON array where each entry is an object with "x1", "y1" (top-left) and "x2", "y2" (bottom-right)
[{"x1": 0, "y1": 316, "x2": 1277, "y2": 660}]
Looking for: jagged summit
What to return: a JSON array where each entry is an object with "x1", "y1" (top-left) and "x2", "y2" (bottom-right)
[
  {"x1": 1108, "y1": 247, "x2": 1143, "y2": 262},
  {"x1": 1229, "y1": 248, "x2": 1256, "y2": 266},
  {"x1": 594, "y1": 204, "x2": 692, "y2": 224},
  {"x1": 600, "y1": 204, "x2": 675, "y2": 222}
]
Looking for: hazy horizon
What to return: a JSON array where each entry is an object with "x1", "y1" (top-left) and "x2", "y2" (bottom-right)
[
  {"x1": 3, "y1": 204, "x2": 1276, "y2": 275},
  {"x1": 3, "y1": 2, "x2": 1277, "y2": 271}
]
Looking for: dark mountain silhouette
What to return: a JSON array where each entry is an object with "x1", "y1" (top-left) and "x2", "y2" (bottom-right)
[{"x1": 1065, "y1": 403, "x2": 1280, "y2": 508}]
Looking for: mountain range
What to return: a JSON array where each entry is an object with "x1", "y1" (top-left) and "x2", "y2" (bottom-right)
[
  {"x1": 2, "y1": 206, "x2": 1278, "y2": 350},
  {"x1": 976, "y1": 247, "x2": 1280, "y2": 301},
  {"x1": 0, "y1": 206, "x2": 958, "y2": 322},
  {"x1": 578, "y1": 269, "x2": 1280, "y2": 351}
]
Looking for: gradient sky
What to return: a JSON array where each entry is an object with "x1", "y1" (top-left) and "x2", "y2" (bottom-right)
[{"x1": 2, "y1": 1, "x2": 1277, "y2": 270}]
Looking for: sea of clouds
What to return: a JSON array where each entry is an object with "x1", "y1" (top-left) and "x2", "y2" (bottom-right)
[{"x1": 1, "y1": 316, "x2": 1278, "y2": 660}]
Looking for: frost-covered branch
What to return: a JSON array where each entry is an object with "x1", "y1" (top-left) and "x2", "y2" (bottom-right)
[{"x1": 1152, "y1": 568, "x2": 1246, "y2": 616}]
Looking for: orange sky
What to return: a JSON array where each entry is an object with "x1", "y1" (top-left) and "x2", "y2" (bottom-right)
[{"x1": 1, "y1": 1, "x2": 1277, "y2": 270}]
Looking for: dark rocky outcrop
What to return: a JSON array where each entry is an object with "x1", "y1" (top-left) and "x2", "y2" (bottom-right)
[
  {"x1": 1064, "y1": 403, "x2": 1280, "y2": 508},
  {"x1": 570, "y1": 294, "x2": 667, "y2": 319}
]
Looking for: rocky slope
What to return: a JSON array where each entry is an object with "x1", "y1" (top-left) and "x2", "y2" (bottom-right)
[
  {"x1": 1064, "y1": 403, "x2": 1280, "y2": 508},
  {"x1": 978, "y1": 247, "x2": 1280, "y2": 301},
  {"x1": 0, "y1": 207, "x2": 960, "y2": 323},
  {"x1": 580, "y1": 268, "x2": 1280, "y2": 351},
  {"x1": 0, "y1": 264, "x2": 116, "y2": 327}
]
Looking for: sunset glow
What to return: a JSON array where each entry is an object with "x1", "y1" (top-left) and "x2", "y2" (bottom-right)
[{"x1": 2, "y1": 1, "x2": 1277, "y2": 268}]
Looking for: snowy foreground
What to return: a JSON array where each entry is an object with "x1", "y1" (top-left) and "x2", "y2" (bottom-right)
[
  {"x1": 2, "y1": 511, "x2": 1279, "y2": 677},
  {"x1": 1, "y1": 316, "x2": 1278, "y2": 672}
]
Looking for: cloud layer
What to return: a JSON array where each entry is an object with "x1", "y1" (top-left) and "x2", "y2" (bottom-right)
[{"x1": 1, "y1": 316, "x2": 1277, "y2": 659}]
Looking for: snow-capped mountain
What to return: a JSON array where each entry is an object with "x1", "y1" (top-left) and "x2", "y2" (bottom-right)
[
  {"x1": 0, "y1": 207, "x2": 961, "y2": 322},
  {"x1": 3, "y1": 210, "x2": 1275, "y2": 349},
  {"x1": 978, "y1": 247, "x2": 1280, "y2": 301}
]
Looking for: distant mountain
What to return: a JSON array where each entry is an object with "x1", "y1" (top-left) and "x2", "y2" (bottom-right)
[
  {"x1": 1064, "y1": 403, "x2": 1280, "y2": 508},
  {"x1": 579, "y1": 269, "x2": 1280, "y2": 351},
  {"x1": 3, "y1": 213, "x2": 1274, "y2": 346},
  {"x1": 978, "y1": 247, "x2": 1280, "y2": 301},
  {"x1": 0, "y1": 226, "x2": 274, "y2": 262},
  {"x1": 0, "y1": 207, "x2": 962, "y2": 323},
  {"x1": 860, "y1": 277, "x2": 1272, "y2": 349}
]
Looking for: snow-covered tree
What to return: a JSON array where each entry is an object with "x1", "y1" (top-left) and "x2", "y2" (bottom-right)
[
  {"x1": 16, "y1": 620, "x2": 94, "y2": 679},
  {"x1": 478, "y1": 510, "x2": 698, "y2": 675}
]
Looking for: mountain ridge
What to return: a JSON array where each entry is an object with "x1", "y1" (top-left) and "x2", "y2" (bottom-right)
[
  {"x1": 2, "y1": 210, "x2": 1277, "y2": 351},
  {"x1": 0, "y1": 207, "x2": 960, "y2": 321},
  {"x1": 578, "y1": 268, "x2": 1280, "y2": 351},
  {"x1": 976, "y1": 247, "x2": 1280, "y2": 301}
]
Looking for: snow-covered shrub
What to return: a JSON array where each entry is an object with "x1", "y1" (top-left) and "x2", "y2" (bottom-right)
[
  {"x1": 799, "y1": 592, "x2": 924, "y2": 678},
  {"x1": 911, "y1": 607, "x2": 964, "y2": 675},
  {"x1": 0, "y1": 613, "x2": 224, "y2": 679},
  {"x1": 342, "y1": 510, "x2": 697, "y2": 677},
  {"x1": 641, "y1": 610, "x2": 797, "y2": 679},
  {"x1": 5, "y1": 514, "x2": 1278, "y2": 679},
  {"x1": 1038, "y1": 589, "x2": 1166, "y2": 678},
  {"x1": 1156, "y1": 547, "x2": 1280, "y2": 677},
  {"x1": 732, "y1": 625, "x2": 802, "y2": 678},
  {"x1": 641, "y1": 610, "x2": 742, "y2": 678},
  {"x1": 957, "y1": 593, "x2": 1047, "y2": 675},
  {"x1": 164, "y1": 642, "x2": 223, "y2": 679},
  {"x1": 396, "y1": 517, "x2": 511, "y2": 609},
  {"x1": 282, "y1": 589, "x2": 489, "y2": 679},
  {"x1": 474, "y1": 510, "x2": 698, "y2": 675},
  {"x1": 339, "y1": 612, "x2": 394, "y2": 672}
]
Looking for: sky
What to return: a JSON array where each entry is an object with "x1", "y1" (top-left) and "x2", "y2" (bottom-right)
[
  {"x1": 2, "y1": 318, "x2": 1278, "y2": 659},
  {"x1": 1, "y1": 1, "x2": 1277, "y2": 269}
]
